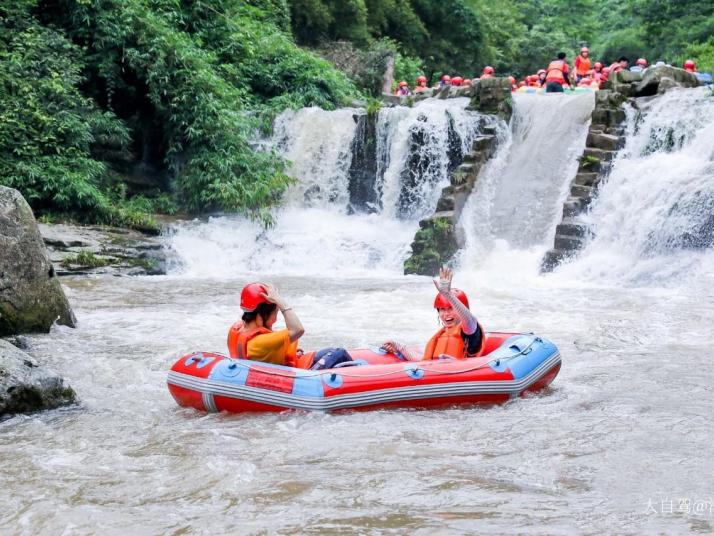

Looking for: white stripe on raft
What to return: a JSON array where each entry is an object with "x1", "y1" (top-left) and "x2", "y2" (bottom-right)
[{"x1": 167, "y1": 353, "x2": 561, "y2": 411}]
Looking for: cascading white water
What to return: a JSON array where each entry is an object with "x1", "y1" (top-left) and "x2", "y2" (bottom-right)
[
  {"x1": 558, "y1": 87, "x2": 714, "y2": 285},
  {"x1": 271, "y1": 107, "x2": 362, "y2": 207},
  {"x1": 377, "y1": 98, "x2": 487, "y2": 219},
  {"x1": 169, "y1": 98, "x2": 486, "y2": 277},
  {"x1": 460, "y1": 92, "x2": 595, "y2": 270}
]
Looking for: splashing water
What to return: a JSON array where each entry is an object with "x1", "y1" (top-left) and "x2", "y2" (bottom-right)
[
  {"x1": 170, "y1": 98, "x2": 488, "y2": 277},
  {"x1": 559, "y1": 88, "x2": 714, "y2": 285},
  {"x1": 458, "y1": 92, "x2": 595, "y2": 273}
]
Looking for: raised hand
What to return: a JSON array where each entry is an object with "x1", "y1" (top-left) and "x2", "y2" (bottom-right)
[{"x1": 433, "y1": 266, "x2": 453, "y2": 294}]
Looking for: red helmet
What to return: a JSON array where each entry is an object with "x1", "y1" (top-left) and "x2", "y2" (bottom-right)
[
  {"x1": 580, "y1": 47, "x2": 589, "y2": 54},
  {"x1": 451, "y1": 76, "x2": 463, "y2": 86},
  {"x1": 683, "y1": 59, "x2": 696, "y2": 71},
  {"x1": 636, "y1": 58, "x2": 647, "y2": 66},
  {"x1": 594, "y1": 62, "x2": 603, "y2": 70},
  {"x1": 482, "y1": 66, "x2": 494, "y2": 75},
  {"x1": 434, "y1": 289, "x2": 469, "y2": 309},
  {"x1": 416, "y1": 75, "x2": 427, "y2": 84},
  {"x1": 240, "y1": 282, "x2": 269, "y2": 312},
  {"x1": 441, "y1": 74, "x2": 451, "y2": 82},
  {"x1": 398, "y1": 80, "x2": 408, "y2": 87}
]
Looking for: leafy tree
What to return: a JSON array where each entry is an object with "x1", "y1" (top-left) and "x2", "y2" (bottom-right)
[{"x1": 0, "y1": 6, "x2": 129, "y2": 219}]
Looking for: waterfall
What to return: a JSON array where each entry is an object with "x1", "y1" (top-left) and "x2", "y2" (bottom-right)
[
  {"x1": 558, "y1": 88, "x2": 714, "y2": 285},
  {"x1": 271, "y1": 107, "x2": 362, "y2": 207},
  {"x1": 168, "y1": 98, "x2": 487, "y2": 277},
  {"x1": 377, "y1": 98, "x2": 488, "y2": 219},
  {"x1": 460, "y1": 92, "x2": 595, "y2": 265}
]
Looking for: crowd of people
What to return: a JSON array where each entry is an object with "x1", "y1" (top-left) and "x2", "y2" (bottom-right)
[{"x1": 394, "y1": 47, "x2": 710, "y2": 95}]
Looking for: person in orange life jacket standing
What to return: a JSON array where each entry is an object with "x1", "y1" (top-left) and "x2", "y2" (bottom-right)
[
  {"x1": 381, "y1": 266, "x2": 483, "y2": 361},
  {"x1": 545, "y1": 52, "x2": 571, "y2": 93},
  {"x1": 574, "y1": 47, "x2": 591, "y2": 83},
  {"x1": 228, "y1": 283, "x2": 353, "y2": 370}
]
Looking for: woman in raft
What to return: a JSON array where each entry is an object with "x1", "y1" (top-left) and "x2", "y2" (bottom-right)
[
  {"x1": 227, "y1": 282, "x2": 353, "y2": 370},
  {"x1": 382, "y1": 267, "x2": 484, "y2": 360}
]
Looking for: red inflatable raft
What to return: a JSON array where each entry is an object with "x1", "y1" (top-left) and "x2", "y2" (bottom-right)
[{"x1": 167, "y1": 332, "x2": 560, "y2": 413}]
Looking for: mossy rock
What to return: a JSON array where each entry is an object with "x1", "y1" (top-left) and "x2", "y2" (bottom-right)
[{"x1": 404, "y1": 217, "x2": 458, "y2": 275}]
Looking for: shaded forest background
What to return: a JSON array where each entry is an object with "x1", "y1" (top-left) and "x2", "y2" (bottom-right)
[{"x1": 1, "y1": 0, "x2": 712, "y2": 227}]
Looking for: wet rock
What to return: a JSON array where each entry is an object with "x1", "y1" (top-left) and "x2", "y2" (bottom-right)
[
  {"x1": 0, "y1": 187, "x2": 76, "y2": 336},
  {"x1": 635, "y1": 65, "x2": 700, "y2": 97},
  {"x1": 40, "y1": 223, "x2": 168, "y2": 277},
  {"x1": 404, "y1": 215, "x2": 458, "y2": 276},
  {"x1": 470, "y1": 78, "x2": 513, "y2": 119},
  {"x1": 0, "y1": 339, "x2": 76, "y2": 417}
]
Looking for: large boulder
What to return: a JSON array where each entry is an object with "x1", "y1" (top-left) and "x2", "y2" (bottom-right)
[
  {"x1": 0, "y1": 339, "x2": 76, "y2": 417},
  {"x1": 469, "y1": 78, "x2": 513, "y2": 119},
  {"x1": 635, "y1": 65, "x2": 700, "y2": 96},
  {"x1": 0, "y1": 186, "x2": 76, "y2": 336}
]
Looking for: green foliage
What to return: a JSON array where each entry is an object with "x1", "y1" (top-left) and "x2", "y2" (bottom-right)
[
  {"x1": 0, "y1": 9, "x2": 129, "y2": 220},
  {"x1": 291, "y1": 0, "x2": 487, "y2": 76},
  {"x1": 1, "y1": 0, "x2": 361, "y2": 227},
  {"x1": 394, "y1": 50, "x2": 423, "y2": 89},
  {"x1": 684, "y1": 39, "x2": 714, "y2": 74},
  {"x1": 365, "y1": 98, "x2": 382, "y2": 116},
  {"x1": 61, "y1": 251, "x2": 111, "y2": 269}
]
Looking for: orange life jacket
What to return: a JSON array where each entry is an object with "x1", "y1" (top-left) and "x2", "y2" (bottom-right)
[
  {"x1": 575, "y1": 55, "x2": 591, "y2": 76},
  {"x1": 422, "y1": 322, "x2": 485, "y2": 360},
  {"x1": 227, "y1": 321, "x2": 271, "y2": 359},
  {"x1": 226, "y1": 321, "x2": 314, "y2": 368},
  {"x1": 546, "y1": 60, "x2": 567, "y2": 83}
]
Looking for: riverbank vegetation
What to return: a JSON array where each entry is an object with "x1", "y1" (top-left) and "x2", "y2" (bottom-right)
[{"x1": 1, "y1": 0, "x2": 712, "y2": 227}]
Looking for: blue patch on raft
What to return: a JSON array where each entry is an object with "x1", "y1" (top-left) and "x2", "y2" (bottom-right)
[
  {"x1": 488, "y1": 335, "x2": 558, "y2": 379},
  {"x1": 208, "y1": 359, "x2": 325, "y2": 398},
  {"x1": 294, "y1": 370, "x2": 326, "y2": 396}
]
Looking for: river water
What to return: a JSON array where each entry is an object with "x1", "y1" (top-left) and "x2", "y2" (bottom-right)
[{"x1": 2, "y1": 91, "x2": 713, "y2": 535}]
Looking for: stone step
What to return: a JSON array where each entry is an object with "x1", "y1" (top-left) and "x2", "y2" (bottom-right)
[
  {"x1": 556, "y1": 221, "x2": 590, "y2": 238},
  {"x1": 471, "y1": 135, "x2": 493, "y2": 153},
  {"x1": 563, "y1": 197, "x2": 586, "y2": 217},
  {"x1": 540, "y1": 249, "x2": 568, "y2": 273},
  {"x1": 570, "y1": 184, "x2": 595, "y2": 199},
  {"x1": 574, "y1": 172, "x2": 600, "y2": 187},
  {"x1": 591, "y1": 107, "x2": 626, "y2": 127},
  {"x1": 554, "y1": 234, "x2": 586, "y2": 251},
  {"x1": 586, "y1": 132, "x2": 622, "y2": 151}
]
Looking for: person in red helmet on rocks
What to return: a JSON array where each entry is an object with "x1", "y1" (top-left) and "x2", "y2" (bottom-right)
[
  {"x1": 438, "y1": 74, "x2": 452, "y2": 89},
  {"x1": 591, "y1": 61, "x2": 604, "y2": 83},
  {"x1": 683, "y1": 59, "x2": 697, "y2": 73},
  {"x1": 414, "y1": 75, "x2": 429, "y2": 93},
  {"x1": 451, "y1": 76, "x2": 464, "y2": 86},
  {"x1": 480, "y1": 66, "x2": 495, "y2": 79},
  {"x1": 608, "y1": 56, "x2": 629, "y2": 74},
  {"x1": 599, "y1": 66, "x2": 611, "y2": 89},
  {"x1": 395, "y1": 80, "x2": 411, "y2": 96},
  {"x1": 574, "y1": 47, "x2": 591, "y2": 83},
  {"x1": 630, "y1": 58, "x2": 648, "y2": 73},
  {"x1": 381, "y1": 267, "x2": 484, "y2": 361},
  {"x1": 227, "y1": 282, "x2": 352, "y2": 369}
]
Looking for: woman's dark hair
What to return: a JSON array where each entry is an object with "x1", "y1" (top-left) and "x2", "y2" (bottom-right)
[
  {"x1": 242, "y1": 302, "x2": 277, "y2": 324},
  {"x1": 557, "y1": 52, "x2": 566, "y2": 60}
]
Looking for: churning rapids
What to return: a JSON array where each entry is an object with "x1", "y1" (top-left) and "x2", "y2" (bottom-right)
[{"x1": 2, "y1": 91, "x2": 714, "y2": 534}]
